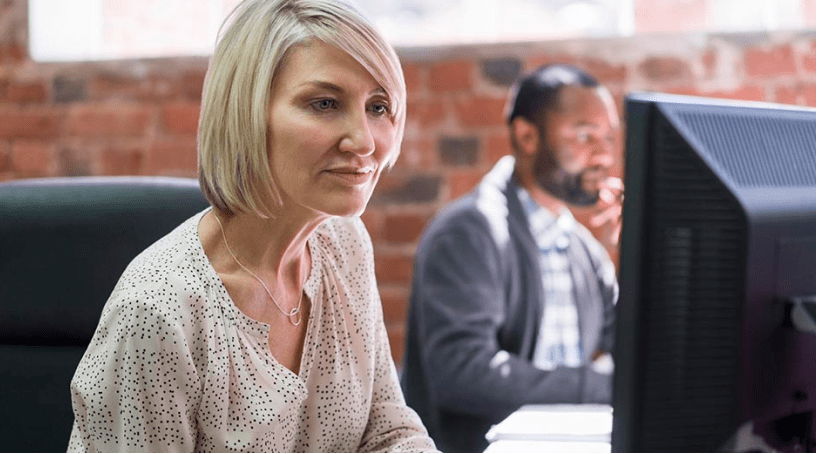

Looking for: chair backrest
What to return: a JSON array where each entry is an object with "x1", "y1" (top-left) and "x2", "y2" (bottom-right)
[{"x1": 0, "y1": 176, "x2": 209, "y2": 452}]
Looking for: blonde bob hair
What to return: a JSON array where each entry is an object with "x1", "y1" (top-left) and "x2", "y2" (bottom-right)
[{"x1": 198, "y1": 0, "x2": 406, "y2": 217}]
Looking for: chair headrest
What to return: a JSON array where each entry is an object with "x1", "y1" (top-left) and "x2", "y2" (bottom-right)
[{"x1": 0, "y1": 176, "x2": 210, "y2": 346}]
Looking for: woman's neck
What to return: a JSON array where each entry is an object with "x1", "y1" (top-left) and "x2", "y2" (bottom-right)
[{"x1": 202, "y1": 206, "x2": 327, "y2": 292}]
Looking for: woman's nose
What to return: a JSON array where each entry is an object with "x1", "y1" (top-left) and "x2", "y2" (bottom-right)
[{"x1": 338, "y1": 110, "x2": 375, "y2": 156}]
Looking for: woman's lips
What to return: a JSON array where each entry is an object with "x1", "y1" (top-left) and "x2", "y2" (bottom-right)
[{"x1": 323, "y1": 167, "x2": 374, "y2": 185}]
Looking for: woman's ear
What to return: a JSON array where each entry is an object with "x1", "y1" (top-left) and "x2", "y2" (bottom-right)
[{"x1": 510, "y1": 117, "x2": 539, "y2": 156}]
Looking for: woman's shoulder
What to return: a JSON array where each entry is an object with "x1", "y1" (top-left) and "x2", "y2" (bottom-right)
[
  {"x1": 312, "y1": 216, "x2": 372, "y2": 261},
  {"x1": 307, "y1": 216, "x2": 376, "y2": 305},
  {"x1": 80, "y1": 210, "x2": 222, "y2": 387},
  {"x1": 103, "y1": 210, "x2": 217, "y2": 322},
  {"x1": 315, "y1": 215, "x2": 369, "y2": 241}
]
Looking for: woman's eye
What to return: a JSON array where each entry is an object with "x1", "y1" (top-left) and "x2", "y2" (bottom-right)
[
  {"x1": 311, "y1": 99, "x2": 338, "y2": 111},
  {"x1": 369, "y1": 102, "x2": 390, "y2": 117},
  {"x1": 576, "y1": 131, "x2": 590, "y2": 143}
]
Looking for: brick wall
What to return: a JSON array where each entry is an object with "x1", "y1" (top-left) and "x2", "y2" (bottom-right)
[{"x1": 1, "y1": 0, "x2": 814, "y2": 364}]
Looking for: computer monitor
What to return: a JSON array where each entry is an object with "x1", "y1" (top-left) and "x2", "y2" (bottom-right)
[{"x1": 611, "y1": 92, "x2": 816, "y2": 452}]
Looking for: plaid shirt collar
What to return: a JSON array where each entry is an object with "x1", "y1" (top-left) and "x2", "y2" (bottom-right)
[{"x1": 515, "y1": 186, "x2": 576, "y2": 252}]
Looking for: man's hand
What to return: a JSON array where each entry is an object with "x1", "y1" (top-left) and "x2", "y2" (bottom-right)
[{"x1": 590, "y1": 177, "x2": 624, "y2": 250}]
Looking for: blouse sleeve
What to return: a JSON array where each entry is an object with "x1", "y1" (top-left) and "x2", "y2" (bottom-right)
[
  {"x1": 68, "y1": 280, "x2": 202, "y2": 452},
  {"x1": 358, "y1": 295, "x2": 438, "y2": 453},
  {"x1": 351, "y1": 219, "x2": 438, "y2": 453}
]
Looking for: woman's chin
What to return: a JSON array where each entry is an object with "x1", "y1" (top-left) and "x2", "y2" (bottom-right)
[{"x1": 314, "y1": 198, "x2": 369, "y2": 218}]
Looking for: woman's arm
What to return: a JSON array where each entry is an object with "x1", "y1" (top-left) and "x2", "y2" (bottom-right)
[
  {"x1": 68, "y1": 289, "x2": 202, "y2": 452},
  {"x1": 346, "y1": 217, "x2": 437, "y2": 453},
  {"x1": 358, "y1": 297, "x2": 438, "y2": 453}
]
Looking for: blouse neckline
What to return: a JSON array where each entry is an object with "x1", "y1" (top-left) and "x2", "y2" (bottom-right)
[{"x1": 190, "y1": 208, "x2": 325, "y2": 382}]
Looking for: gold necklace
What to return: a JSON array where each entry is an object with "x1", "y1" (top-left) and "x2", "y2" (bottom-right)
[{"x1": 213, "y1": 213, "x2": 305, "y2": 326}]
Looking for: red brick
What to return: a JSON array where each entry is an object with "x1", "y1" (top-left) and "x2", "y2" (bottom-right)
[
  {"x1": 638, "y1": 56, "x2": 691, "y2": 82},
  {"x1": 386, "y1": 322, "x2": 406, "y2": 365},
  {"x1": 486, "y1": 132, "x2": 513, "y2": 165},
  {"x1": 664, "y1": 85, "x2": 704, "y2": 97},
  {"x1": 0, "y1": 108, "x2": 61, "y2": 139},
  {"x1": 102, "y1": 145, "x2": 145, "y2": 175},
  {"x1": 380, "y1": 286, "x2": 409, "y2": 324},
  {"x1": 706, "y1": 85, "x2": 766, "y2": 102},
  {"x1": 0, "y1": 43, "x2": 26, "y2": 63},
  {"x1": 801, "y1": 39, "x2": 816, "y2": 73},
  {"x1": 6, "y1": 80, "x2": 47, "y2": 103},
  {"x1": 360, "y1": 209, "x2": 384, "y2": 243},
  {"x1": 182, "y1": 70, "x2": 206, "y2": 100},
  {"x1": 66, "y1": 104, "x2": 153, "y2": 138},
  {"x1": 439, "y1": 136, "x2": 479, "y2": 166},
  {"x1": 701, "y1": 49, "x2": 718, "y2": 79},
  {"x1": 90, "y1": 73, "x2": 139, "y2": 100},
  {"x1": 0, "y1": 140, "x2": 10, "y2": 172},
  {"x1": 370, "y1": 172, "x2": 441, "y2": 206},
  {"x1": 57, "y1": 147, "x2": 95, "y2": 177},
  {"x1": 449, "y1": 168, "x2": 484, "y2": 199},
  {"x1": 482, "y1": 58, "x2": 522, "y2": 86},
  {"x1": 775, "y1": 83, "x2": 816, "y2": 107},
  {"x1": 12, "y1": 141, "x2": 54, "y2": 174},
  {"x1": 525, "y1": 54, "x2": 581, "y2": 72},
  {"x1": 374, "y1": 252, "x2": 413, "y2": 284},
  {"x1": 669, "y1": 84, "x2": 768, "y2": 103},
  {"x1": 384, "y1": 213, "x2": 429, "y2": 243},
  {"x1": 744, "y1": 45, "x2": 798, "y2": 77},
  {"x1": 146, "y1": 138, "x2": 197, "y2": 176},
  {"x1": 160, "y1": 101, "x2": 200, "y2": 135},
  {"x1": 90, "y1": 73, "x2": 177, "y2": 101},
  {"x1": 453, "y1": 96, "x2": 506, "y2": 127},
  {"x1": 406, "y1": 99, "x2": 446, "y2": 128},
  {"x1": 397, "y1": 136, "x2": 437, "y2": 169},
  {"x1": 402, "y1": 62, "x2": 424, "y2": 93},
  {"x1": 525, "y1": 55, "x2": 628, "y2": 84},
  {"x1": 428, "y1": 60, "x2": 473, "y2": 92},
  {"x1": 53, "y1": 76, "x2": 87, "y2": 103},
  {"x1": 580, "y1": 58, "x2": 629, "y2": 84}
]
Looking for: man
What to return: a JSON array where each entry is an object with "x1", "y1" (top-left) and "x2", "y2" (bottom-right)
[{"x1": 400, "y1": 64, "x2": 621, "y2": 453}]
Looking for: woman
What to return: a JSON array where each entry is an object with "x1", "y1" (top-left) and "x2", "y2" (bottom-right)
[{"x1": 67, "y1": 0, "x2": 436, "y2": 451}]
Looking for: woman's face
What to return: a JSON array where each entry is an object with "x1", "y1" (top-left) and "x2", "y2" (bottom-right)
[{"x1": 266, "y1": 40, "x2": 397, "y2": 219}]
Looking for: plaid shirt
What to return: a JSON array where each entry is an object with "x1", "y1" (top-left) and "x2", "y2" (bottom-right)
[{"x1": 517, "y1": 187, "x2": 583, "y2": 371}]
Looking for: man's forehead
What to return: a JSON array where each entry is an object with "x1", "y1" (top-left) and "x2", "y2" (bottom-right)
[
  {"x1": 553, "y1": 86, "x2": 619, "y2": 125},
  {"x1": 555, "y1": 86, "x2": 603, "y2": 108}
]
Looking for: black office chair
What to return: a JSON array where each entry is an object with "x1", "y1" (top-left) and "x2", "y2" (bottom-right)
[{"x1": 0, "y1": 176, "x2": 209, "y2": 452}]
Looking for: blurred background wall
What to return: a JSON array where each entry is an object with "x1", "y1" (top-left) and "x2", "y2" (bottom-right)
[{"x1": 1, "y1": 0, "x2": 813, "y2": 365}]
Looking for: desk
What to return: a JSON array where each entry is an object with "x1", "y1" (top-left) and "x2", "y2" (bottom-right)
[{"x1": 484, "y1": 404, "x2": 612, "y2": 453}]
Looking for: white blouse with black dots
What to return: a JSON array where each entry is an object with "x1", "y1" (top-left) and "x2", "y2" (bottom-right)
[{"x1": 67, "y1": 209, "x2": 437, "y2": 453}]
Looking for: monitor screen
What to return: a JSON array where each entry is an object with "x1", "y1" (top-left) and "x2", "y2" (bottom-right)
[{"x1": 611, "y1": 92, "x2": 816, "y2": 452}]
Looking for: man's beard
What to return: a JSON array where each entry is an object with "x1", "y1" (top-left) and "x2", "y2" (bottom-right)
[{"x1": 533, "y1": 145, "x2": 599, "y2": 207}]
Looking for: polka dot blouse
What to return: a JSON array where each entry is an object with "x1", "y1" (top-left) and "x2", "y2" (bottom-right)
[{"x1": 67, "y1": 209, "x2": 437, "y2": 452}]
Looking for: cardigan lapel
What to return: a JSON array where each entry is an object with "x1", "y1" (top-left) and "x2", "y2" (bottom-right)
[
  {"x1": 501, "y1": 165, "x2": 546, "y2": 357},
  {"x1": 567, "y1": 233, "x2": 603, "y2": 362}
]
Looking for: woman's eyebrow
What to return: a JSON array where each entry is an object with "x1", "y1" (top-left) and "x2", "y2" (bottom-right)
[
  {"x1": 297, "y1": 80, "x2": 387, "y2": 97},
  {"x1": 297, "y1": 80, "x2": 344, "y2": 93}
]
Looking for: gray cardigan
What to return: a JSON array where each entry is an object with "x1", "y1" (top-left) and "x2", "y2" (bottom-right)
[{"x1": 400, "y1": 156, "x2": 617, "y2": 453}]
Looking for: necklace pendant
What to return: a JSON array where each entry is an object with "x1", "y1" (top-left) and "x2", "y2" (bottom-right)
[
  {"x1": 214, "y1": 212, "x2": 306, "y2": 328},
  {"x1": 289, "y1": 310, "x2": 302, "y2": 326}
]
